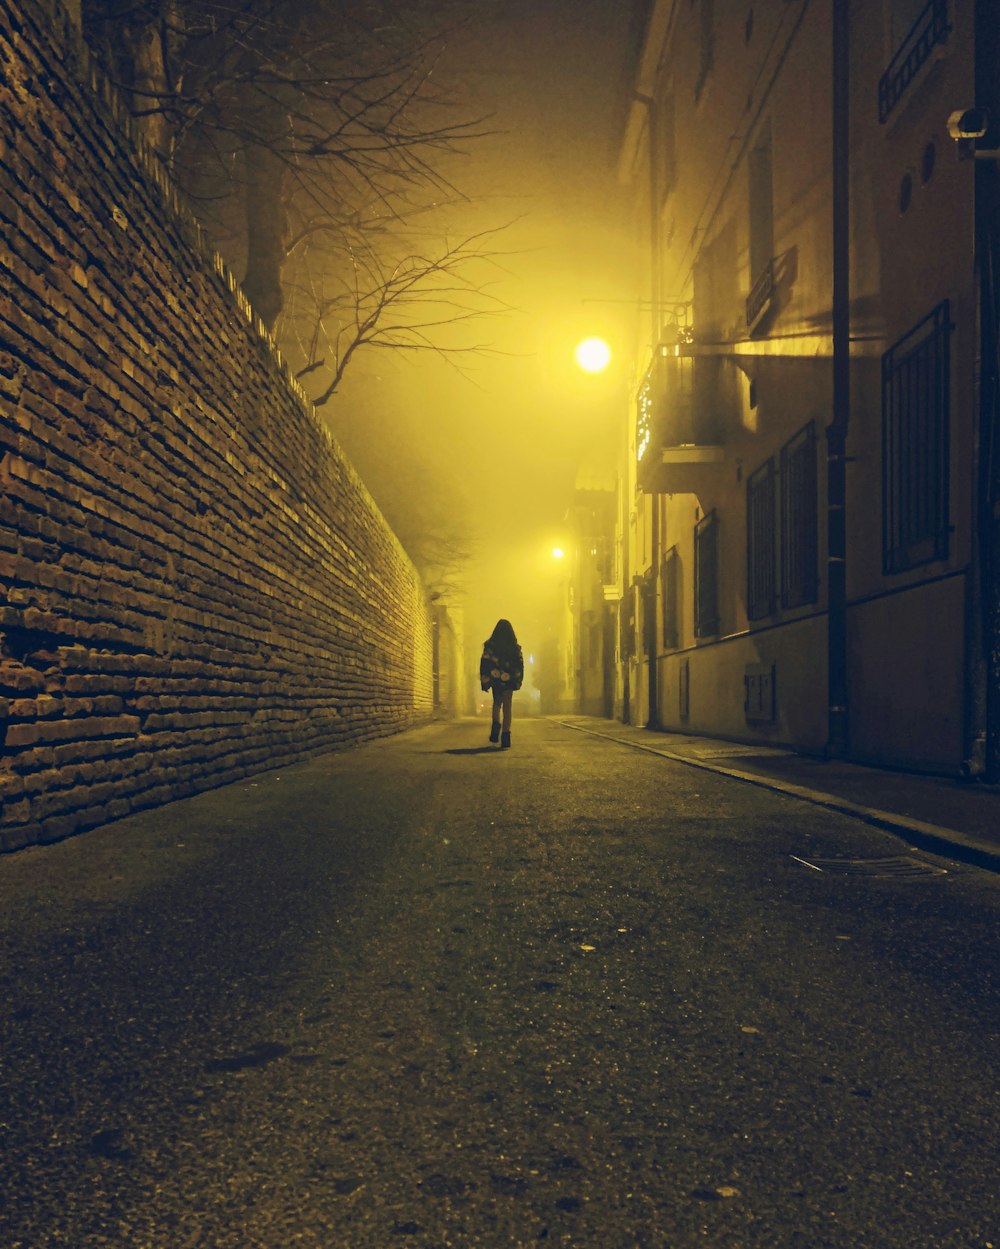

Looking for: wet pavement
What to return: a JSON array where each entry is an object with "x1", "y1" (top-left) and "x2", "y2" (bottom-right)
[{"x1": 1, "y1": 716, "x2": 998, "y2": 1248}]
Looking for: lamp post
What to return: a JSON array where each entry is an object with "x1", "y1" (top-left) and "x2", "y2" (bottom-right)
[
  {"x1": 542, "y1": 542, "x2": 571, "y2": 715},
  {"x1": 572, "y1": 336, "x2": 630, "y2": 723}
]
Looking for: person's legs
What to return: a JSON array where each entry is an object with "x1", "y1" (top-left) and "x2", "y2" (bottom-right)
[
  {"x1": 490, "y1": 690, "x2": 502, "y2": 742},
  {"x1": 500, "y1": 689, "x2": 513, "y2": 731}
]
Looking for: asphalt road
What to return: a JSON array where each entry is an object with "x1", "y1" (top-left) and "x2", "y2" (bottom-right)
[{"x1": 1, "y1": 716, "x2": 998, "y2": 1249}]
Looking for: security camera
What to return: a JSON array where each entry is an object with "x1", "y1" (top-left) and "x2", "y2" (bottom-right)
[{"x1": 947, "y1": 108, "x2": 990, "y2": 140}]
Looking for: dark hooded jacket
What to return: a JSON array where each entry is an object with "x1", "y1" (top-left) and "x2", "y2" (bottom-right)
[{"x1": 480, "y1": 639, "x2": 524, "y2": 693}]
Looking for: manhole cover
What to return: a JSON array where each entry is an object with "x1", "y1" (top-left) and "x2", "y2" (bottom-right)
[{"x1": 790, "y1": 854, "x2": 948, "y2": 878}]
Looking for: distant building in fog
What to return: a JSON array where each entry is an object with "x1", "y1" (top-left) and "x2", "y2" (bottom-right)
[
  {"x1": 576, "y1": 0, "x2": 1000, "y2": 776},
  {"x1": 566, "y1": 469, "x2": 619, "y2": 718}
]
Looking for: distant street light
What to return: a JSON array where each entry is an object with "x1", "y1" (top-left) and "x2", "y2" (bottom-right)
[
  {"x1": 552, "y1": 547, "x2": 565, "y2": 559},
  {"x1": 574, "y1": 337, "x2": 611, "y2": 373}
]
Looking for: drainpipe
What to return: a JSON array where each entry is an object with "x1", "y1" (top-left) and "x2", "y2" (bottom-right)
[
  {"x1": 827, "y1": 0, "x2": 850, "y2": 756},
  {"x1": 975, "y1": 0, "x2": 1000, "y2": 779},
  {"x1": 647, "y1": 502, "x2": 660, "y2": 729},
  {"x1": 635, "y1": 90, "x2": 661, "y2": 730},
  {"x1": 621, "y1": 453, "x2": 632, "y2": 723}
]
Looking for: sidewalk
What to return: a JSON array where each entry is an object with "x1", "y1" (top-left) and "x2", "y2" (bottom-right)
[{"x1": 555, "y1": 716, "x2": 1000, "y2": 874}]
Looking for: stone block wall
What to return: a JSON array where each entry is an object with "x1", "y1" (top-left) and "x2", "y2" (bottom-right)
[{"x1": 0, "y1": 0, "x2": 434, "y2": 850}]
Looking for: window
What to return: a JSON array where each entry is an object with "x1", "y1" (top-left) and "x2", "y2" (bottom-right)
[
  {"x1": 593, "y1": 535, "x2": 615, "y2": 586},
  {"x1": 878, "y1": 0, "x2": 950, "y2": 124},
  {"x1": 882, "y1": 301, "x2": 951, "y2": 574},
  {"x1": 662, "y1": 546, "x2": 680, "y2": 649},
  {"x1": 780, "y1": 422, "x2": 819, "y2": 608},
  {"x1": 747, "y1": 458, "x2": 776, "y2": 620},
  {"x1": 694, "y1": 511, "x2": 719, "y2": 636}
]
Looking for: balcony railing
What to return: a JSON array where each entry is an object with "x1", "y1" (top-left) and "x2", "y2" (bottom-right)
[
  {"x1": 636, "y1": 368, "x2": 657, "y2": 465},
  {"x1": 636, "y1": 352, "x2": 730, "y2": 495},
  {"x1": 636, "y1": 354, "x2": 724, "y2": 461},
  {"x1": 878, "y1": 0, "x2": 950, "y2": 124},
  {"x1": 745, "y1": 257, "x2": 776, "y2": 333}
]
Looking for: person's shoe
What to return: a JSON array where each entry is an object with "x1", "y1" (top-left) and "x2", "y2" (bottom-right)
[
  {"x1": 500, "y1": 731, "x2": 511, "y2": 749},
  {"x1": 489, "y1": 721, "x2": 501, "y2": 743}
]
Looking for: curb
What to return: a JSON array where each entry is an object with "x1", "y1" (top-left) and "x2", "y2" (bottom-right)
[{"x1": 556, "y1": 719, "x2": 1000, "y2": 875}]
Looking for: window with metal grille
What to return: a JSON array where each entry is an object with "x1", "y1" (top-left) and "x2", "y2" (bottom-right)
[
  {"x1": 662, "y1": 546, "x2": 680, "y2": 649},
  {"x1": 780, "y1": 422, "x2": 818, "y2": 608},
  {"x1": 878, "y1": 0, "x2": 950, "y2": 124},
  {"x1": 882, "y1": 301, "x2": 951, "y2": 574},
  {"x1": 694, "y1": 511, "x2": 719, "y2": 637},
  {"x1": 747, "y1": 458, "x2": 776, "y2": 620}
]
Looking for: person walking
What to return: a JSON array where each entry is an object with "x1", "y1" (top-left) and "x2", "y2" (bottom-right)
[{"x1": 479, "y1": 619, "x2": 524, "y2": 749}]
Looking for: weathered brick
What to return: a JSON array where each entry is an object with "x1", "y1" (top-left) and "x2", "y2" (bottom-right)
[
  {"x1": 0, "y1": 0, "x2": 436, "y2": 850},
  {"x1": 0, "y1": 771, "x2": 26, "y2": 800},
  {"x1": 0, "y1": 821, "x2": 45, "y2": 852},
  {"x1": 44, "y1": 715, "x2": 140, "y2": 743}
]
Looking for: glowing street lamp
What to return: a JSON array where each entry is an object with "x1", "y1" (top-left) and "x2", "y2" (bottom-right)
[
  {"x1": 552, "y1": 547, "x2": 565, "y2": 559},
  {"x1": 574, "y1": 336, "x2": 611, "y2": 374}
]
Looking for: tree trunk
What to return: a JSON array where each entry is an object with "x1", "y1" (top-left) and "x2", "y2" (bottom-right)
[
  {"x1": 241, "y1": 141, "x2": 287, "y2": 331},
  {"x1": 81, "y1": 0, "x2": 174, "y2": 160}
]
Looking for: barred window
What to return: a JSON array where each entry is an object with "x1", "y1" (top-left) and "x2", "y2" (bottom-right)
[
  {"x1": 780, "y1": 423, "x2": 818, "y2": 608},
  {"x1": 882, "y1": 301, "x2": 951, "y2": 574},
  {"x1": 694, "y1": 511, "x2": 719, "y2": 637},
  {"x1": 662, "y1": 546, "x2": 680, "y2": 649},
  {"x1": 747, "y1": 458, "x2": 776, "y2": 620}
]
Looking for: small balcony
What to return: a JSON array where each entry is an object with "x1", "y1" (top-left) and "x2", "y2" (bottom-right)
[
  {"x1": 636, "y1": 352, "x2": 728, "y2": 497},
  {"x1": 639, "y1": 443, "x2": 727, "y2": 497},
  {"x1": 878, "y1": 0, "x2": 950, "y2": 124},
  {"x1": 745, "y1": 257, "x2": 776, "y2": 334}
]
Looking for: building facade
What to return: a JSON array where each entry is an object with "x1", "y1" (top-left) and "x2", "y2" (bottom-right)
[{"x1": 603, "y1": 0, "x2": 1000, "y2": 776}]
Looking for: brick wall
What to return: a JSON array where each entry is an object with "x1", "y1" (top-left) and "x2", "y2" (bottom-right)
[{"x1": 0, "y1": 0, "x2": 435, "y2": 851}]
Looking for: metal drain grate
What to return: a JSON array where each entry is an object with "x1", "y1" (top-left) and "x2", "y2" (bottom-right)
[{"x1": 790, "y1": 854, "x2": 948, "y2": 878}]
